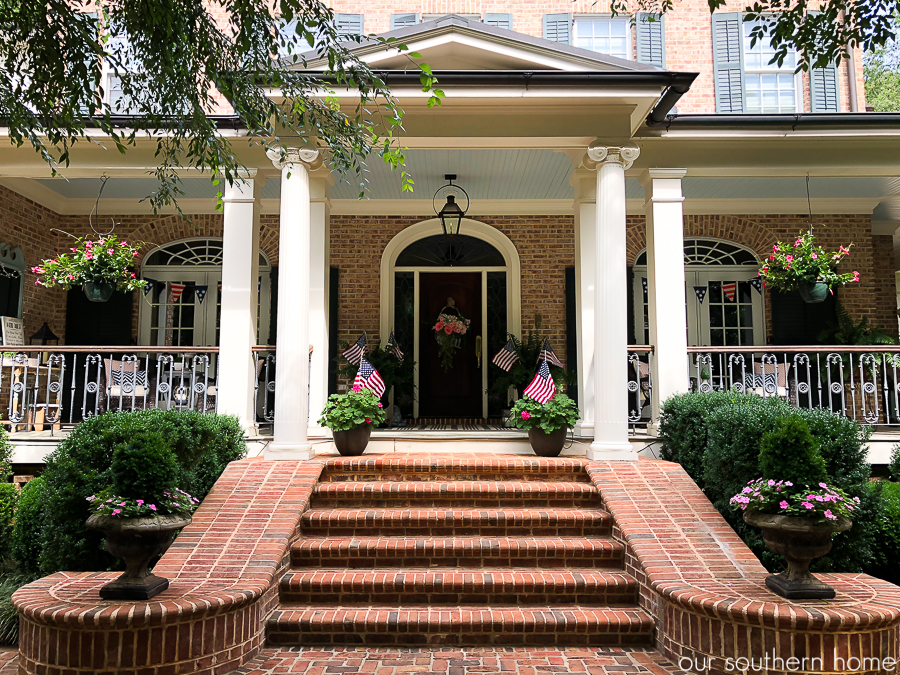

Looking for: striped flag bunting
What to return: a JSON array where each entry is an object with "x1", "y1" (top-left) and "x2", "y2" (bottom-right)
[
  {"x1": 539, "y1": 339, "x2": 564, "y2": 368},
  {"x1": 353, "y1": 356, "x2": 385, "y2": 398},
  {"x1": 386, "y1": 331, "x2": 404, "y2": 361},
  {"x1": 169, "y1": 283, "x2": 186, "y2": 303},
  {"x1": 523, "y1": 359, "x2": 556, "y2": 404},
  {"x1": 342, "y1": 333, "x2": 367, "y2": 365},
  {"x1": 491, "y1": 338, "x2": 519, "y2": 372},
  {"x1": 722, "y1": 282, "x2": 737, "y2": 302}
]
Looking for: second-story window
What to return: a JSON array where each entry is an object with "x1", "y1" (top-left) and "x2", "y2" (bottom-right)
[
  {"x1": 742, "y1": 21, "x2": 799, "y2": 113},
  {"x1": 573, "y1": 17, "x2": 631, "y2": 59}
]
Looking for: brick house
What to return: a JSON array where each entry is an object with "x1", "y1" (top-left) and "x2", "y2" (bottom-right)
[{"x1": 1, "y1": 8, "x2": 899, "y2": 460}]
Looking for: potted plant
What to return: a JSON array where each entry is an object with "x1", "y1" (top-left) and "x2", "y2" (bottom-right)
[
  {"x1": 85, "y1": 432, "x2": 198, "y2": 600},
  {"x1": 318, "y1": 385, "x2": 387, "y2": 455},
  {"x1": 32, "y1": 234, "x2": 147, "y2": 302},
  {"x1": 511, "y1": 391, "x2": 580, "y2": 457},
  {"x1": 757, "y1": 229, "x2": 858, "y2": 303},
  {"x1": 334, "y1": 342, "x2": 415, "y2": 425},
  {"x1": 731, "y1": 417, "x2": 857, "y2": 599}
]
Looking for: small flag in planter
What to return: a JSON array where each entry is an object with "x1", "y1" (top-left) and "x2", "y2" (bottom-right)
[
  {"x1": 749, "y1": 277, "x2": 763, "y2": 295},
  {"x1": 539, "y1": 339, "x2": 564, "y2": 368},
  {"x1": 693, "y1": 286, "x2": 707, "y2": 304},
  {"x1": 492, "y1": 338, "x2": 519, "y2": 372},
  {"x1": 195, "y1": 285, "x2": 208, "y2": 304},
  {"x1": 142, "y1": 277, "x2": 157, "y2": 297},
  {"x1": 343, "y1": 333, "x2": 367, "y2": 365},
  {"x1": 722, "y1": 282, "x2": 737, "y2": 302},
  {"x1": 524, "y1": 359, "x2": 555, "y2": 404},
  {"x1": 353, "y1": 356, "x2": 385, "y2": 398},
  {"x1": 386, "y1": 330, "x2": 404, "y2": 361},
  {"x1": 170, "y1": 283, "x2": 186, "y2": 303}
]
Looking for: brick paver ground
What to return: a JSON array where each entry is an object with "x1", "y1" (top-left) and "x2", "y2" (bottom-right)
[
  {"x1": 0, "y1": 648, "x2": 17, "y2": 675},
  {"x1": 229, "y1": 647, "x2": 689, "y2": 675}
]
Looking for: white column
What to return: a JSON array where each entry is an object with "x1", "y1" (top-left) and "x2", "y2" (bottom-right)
[
  {"x1": 572, "y1": 170, "x2": 596, "y2": 438},
  {"x1": 217, "y1": 173, "x2": 261, "y2": 433},
  {"x1": 586, "y1": 143, "x2": 640, "y2": 461},
  {"x1": 265, "y1": 147, "x2": 321, "y2": 460},
  {"x1": 308, "y1": 179, "x2": 331, "y2": 436},
  {"x1": 641, "y1": 169, "x2": 690, "y2": 425}
]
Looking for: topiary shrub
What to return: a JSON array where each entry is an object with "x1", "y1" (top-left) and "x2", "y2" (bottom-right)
[
  {"x1": 12, "y1": 477, "x2": 47, "y2": 578},
  {"x1": 0, "y1": 482, "x2": 17, "y2": 559},
  {"x1": 794, "y1": 407, "x2": 871, "y2": 486},
  {"x1": 109, "y1": 432, "x2": 180, "y2": 501},
  {"x1": 0, "y1": 425, "x2": 12, "y2": 480},
  {"x1": 866, "y1": 480, "x2": 900, "y2": 585},
  {"x1": 890, "y1": 445, "x2": 900, "y2": 482},
  {"x1": 758, "y1": 417, "x2": 828, "y2": 487}
]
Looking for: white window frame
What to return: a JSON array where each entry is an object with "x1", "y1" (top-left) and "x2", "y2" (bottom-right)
[
  {"x1": 573, "y1": 15, "x2": 632, "y2": 60},
  {"x1": 421, "y1": 13, "x2": 482, "y2": 21},
  {"x1": 741, "y1": 19, "x2": 803, "y2": 114}
]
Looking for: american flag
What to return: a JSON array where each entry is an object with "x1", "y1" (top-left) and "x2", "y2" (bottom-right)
[
  {"x1": 169, "y1": 283, "x2": 186, "y2": 303},
  {"x1": 386, "y1": 331, "x2": 404, "y2": 361},
  {"x1": 523, "y1": 359, "x2": 556, "y2": 404},
  {"x1": 342, "y1": 333, "x2": 367, "y2": 365},
  {"x1": 539, "y1": 339, "x2": 564, "y2": 368},
  {"x1": 491, "y1": 338, "x2": 519, "y2": 371},
  {"x1": 722, "y1": 282, "x2": 737, "y2": 302},
  {"x1": 353, "y1": 356, "x2": 385, "y2": 398}
]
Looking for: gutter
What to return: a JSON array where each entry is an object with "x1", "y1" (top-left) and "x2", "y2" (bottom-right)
[
  {"x1": 650, "y1": 113, "x2": 900, "y2": 131},
  {"x1": 644, "y1": 73, "x2": 698, "y2": 125}
]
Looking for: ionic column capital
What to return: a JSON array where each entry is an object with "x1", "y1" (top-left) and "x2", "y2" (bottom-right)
[
  {"x1": 266, "y1": 145, "x2": 322, "y2": 170},
  {"x1": 584, "y1": 142, "x2": 641, "y2": 170}
]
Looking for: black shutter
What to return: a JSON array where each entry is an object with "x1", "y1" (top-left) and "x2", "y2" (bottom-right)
[
  {"x1": 565, "y1": 266, "x2": 578, "y2": 405},
  {"x1": 328, "y1": 267, "x2": 340, "y2": 396}
]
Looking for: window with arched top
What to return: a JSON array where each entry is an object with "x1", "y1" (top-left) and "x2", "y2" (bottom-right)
[
  {"x1": 634, "y1": 238, "x2": 758, "y2": 267},
  {"x1": 144, "y1": 238, "x2": 269, "y2": 269},
  {"x1": 395, "y1": 234, "x2": 506, "y2": 268}
]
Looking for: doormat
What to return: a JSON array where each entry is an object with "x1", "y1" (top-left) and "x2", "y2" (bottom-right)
[{"x1": 399, "y1": 418, "x2": 509, "y2": 431}]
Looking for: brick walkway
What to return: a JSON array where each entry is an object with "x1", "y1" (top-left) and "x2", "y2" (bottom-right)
[
  {"x1": 0, "y1": 648, "x2": 17, "y2": 675},
  {"x1": 230, "y1": 647, "x2": 688, "y2": 675}
]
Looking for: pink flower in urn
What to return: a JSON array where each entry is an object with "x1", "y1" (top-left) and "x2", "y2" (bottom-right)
[
  {"x1": 365, "y1": 417, "x2": 373, "y2": 424},
  {"x1": 521, "y1": 411, "x2": 531, "y2": 420},
  {"x1": 779, "y1": 501, "x2": 789, "y2": 510},
  {"x1": 111, "y1": 509, "x2": 121, "y2": 516},
  {"x1": 824, "y1": 509, "x2": 836, "y2": 520},
  {"x1": 149, "y1": 504, "x2": 157, "y2": 511},
  {"x1": 377, "y1": 402, "x2": 383, "y2": 408},
  {"x1": 136, "y1": 500, "x2": 144, "y2": 505},
  {"x1": 351, "y1": 384, "x2": 361, "y2": 393},
  {"x1": 802, "y1": 501, "x2": 814, "y2": 510}
]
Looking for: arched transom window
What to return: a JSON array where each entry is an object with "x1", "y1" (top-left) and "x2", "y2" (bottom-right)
[
  {"x1": 145, "y1": 238, "x2": 269, "y2": 269},
  {"x1": 634, "y1": 238, "x2": 758, "y2": 267}
]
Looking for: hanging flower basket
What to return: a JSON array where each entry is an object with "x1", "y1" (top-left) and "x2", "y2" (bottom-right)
[
  {"x1": 757, "y1": 230, "x2": 858, "y2": 302},
  {"x1": 433, "y1": 308, "x2": 470, "y2": 372},
  {"x1": 32, "y1": 235, "x2": 147, "y2": 302}
]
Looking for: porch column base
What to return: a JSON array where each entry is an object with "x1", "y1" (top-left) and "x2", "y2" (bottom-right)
[
  {"x1": 265, "y1": 442, "x2": 315, "y2": 461},
  {"x1": 587, "y1": 440, "x2": 638, "y2": 461}
]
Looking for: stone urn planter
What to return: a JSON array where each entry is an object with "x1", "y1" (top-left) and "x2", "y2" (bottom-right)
[
  {"x1": 798, "y1": 281, "x2": 829, "y2": 304},
  {"x1": 86, "y1": 513, "x2": 191, "y2": 600},
  {"x1": 333, "y1": 424, "x2": 372, "y2": 456},
  {"x1": 83, "y1": 281, "x2": 115, "y2": 303},
  {"x1": 743, "y1": 510, "x2": 852, "y2": 599},
  {"x1": 528, "y1": 427, "x2": 568, "y2": 457}
]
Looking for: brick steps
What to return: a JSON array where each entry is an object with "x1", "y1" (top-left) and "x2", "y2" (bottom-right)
[
  {"x1": 300, "y1": 507, "x2": 613, "y2": 536},
  {"x1": 291, "y1": 536, "x2": 625, "y2": 568},
  {"x1": 265, "y1": 605, "x2": 655, "y2": 646},
  {"x1": 320, "y1": 457, "x2": 591, "y2": 484},
  {"x1": 311, "y1": 480, "x2": 600, "y2": 508},
  {"x1": 278, "y1": 568, "x2": 639, "y2": 605}
]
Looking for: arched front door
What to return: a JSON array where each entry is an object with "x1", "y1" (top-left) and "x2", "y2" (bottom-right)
[{"x1": 381, "y1": 221, "x2": 521, "y2": 420}]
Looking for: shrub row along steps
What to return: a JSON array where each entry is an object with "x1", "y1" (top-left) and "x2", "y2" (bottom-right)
[{"x1": 266, "y1": 456, "x2": 656, "y2": 646}]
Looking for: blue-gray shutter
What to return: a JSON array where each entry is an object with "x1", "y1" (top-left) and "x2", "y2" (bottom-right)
[
  {"x1": 635, "y1": 13, "x2": 665, "y2": 68},
  {"x1": 543, "y1": 13, "x2": 572, "y2": 44},
  {"x1": 335, "y1": 13, "x2": 364, "y2": 37},
  {"x1": 810, "y1": 65, "x2": 840, "y2": 112},
  {"x1": 484, "y1": 13, "x2": 513, "y2": 30},
  {"x1": 391, "y1": 14, "x2": 420, "y2": 29},
  {"x1": 712, "y1": 13, "x2": 745, "y2": 113}
]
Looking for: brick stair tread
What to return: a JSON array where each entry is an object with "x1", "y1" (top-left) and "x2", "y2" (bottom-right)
[
  {"x1": 301, "y1": 507, "x2": 612, "y2": 528},
  {"x1": 293, "y1": 536, "x2": 622, "y2": 555},
  {"x1": 322, "y1": 456, "x2": 590, "y2": 479},
  {"x1": 313, "y1": 481, "x2": 598, "y2": 498}
]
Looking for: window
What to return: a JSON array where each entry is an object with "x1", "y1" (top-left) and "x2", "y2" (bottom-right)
[
  {"x1": 0, "y1": 244, "x2": 25, "y2": 319},
  {"x1": 278, "y1": 13, "x2": 363, "y2": 56},
  {"x1": 573, "y1": 17, "x2": 630, "y2": 59},
  {"x1": 103, "y1": 20, "x2": 141, "y2": 114},
  {"x1": 421, "y1": 14, "x2": 481, "y2": 21},
  {"x1": 742, "y1": 21, "x2": 799, "y2": 113}
]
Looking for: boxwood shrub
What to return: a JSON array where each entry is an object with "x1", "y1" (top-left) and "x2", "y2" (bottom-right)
[
  {"x1": 38, "y1": 410, "x2": 245, "y2": 575},
  {"x1": 867, "y1": 480, "x2": 900, "y2": 585},
  {"x1": 12, "y1": 477, "x2": 47, "y2": 578}
]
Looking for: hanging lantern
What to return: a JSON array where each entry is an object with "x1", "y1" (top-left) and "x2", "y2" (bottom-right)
[{"x1": 433, "y1": 174, "x2": 469, "y2": 238}]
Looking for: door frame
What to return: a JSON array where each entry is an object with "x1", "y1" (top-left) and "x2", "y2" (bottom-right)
[{"x1": 381, "y1": 219, "x2": 521, "y2": 419}]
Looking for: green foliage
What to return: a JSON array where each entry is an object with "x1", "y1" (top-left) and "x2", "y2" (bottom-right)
[
  {"x1": 758, "y1": 417, "x2": 828, "y2": 487},
  {"x1": 489, "y1": 325, "x2": 572, "y2": 404},
  {"x1": 890, "y1": 445, "x2": 900, "y2": 481},
  {"x1": 0, "y1": 571, "x2": 30, "y2": 646},
  {"x1": 334, "y1": 343, "x2": 415, "y2": 408},
  {"x1": 12, "y1": 477, "x2": 47, "y2": 579},
  {"x1": 866, "y1": 481, "x2": 900, "y2": 584},
  {"x1": 318, "y1": 388, "x2": 387, "y2": 432},
  {"x1": 33, "y1": 234, "x2": 147, "y2": 292},
  {"x1": 0, "y1": 483, "x2": 18, "y2": 559},
  {"x1": 758, "y1": 230, "x2": 856, "y2": 292},
  {"x1": 39, "y1": 410, "x2": 245, "y2": 575},
  {"x1": 109, "y1": 432, "x2": 180, "y2": 501},
  {"x1": 510, "y1": 393, "x2": 580, "y2": 433},
  {"x1": 865, "y1": 39, "x2": 900, "y2": 112},
  {"x1": 795, "y1": 406, "x2": 871, "y2": 486},
  {"x1": 0, "y1": 425, "x2": 11, "y2": 480}
]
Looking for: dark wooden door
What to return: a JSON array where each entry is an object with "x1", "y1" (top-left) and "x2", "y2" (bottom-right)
[{"x1": 419, "y1": 272, "x2": 482, "y2": 418}]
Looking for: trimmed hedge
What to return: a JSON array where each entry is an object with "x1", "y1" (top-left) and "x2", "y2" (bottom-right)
[
  {"x1": 0, "y1": 483, "x2": 17, "y2": 559},
  {"x1": 868, "y1": 480, "x2": 900, "y2": 585},
  {"x1": 39, "y1": 410, "x2": 245, "y2": 575},
  {"x1": 0, "y1": 425, "x2": 11, "y2": 479},
  {"x1": 12, "y1": 477, "x2": 46, "y2": 578}
]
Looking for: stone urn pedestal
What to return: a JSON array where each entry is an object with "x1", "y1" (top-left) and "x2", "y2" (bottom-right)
[
  {"x1": 744, "y1": 510, "x2": 852, "y2": 600},
  {"x1": 86, "y1": 513, "x2": 192, "y2": 600}
]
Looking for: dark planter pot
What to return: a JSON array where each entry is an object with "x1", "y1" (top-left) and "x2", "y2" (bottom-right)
[
  {"x1": 83, "y1": 281, "x2": 115, "y2": 302},
  {"x1": 86, "y1": 513, "x2": 191, "y2": 600},
  {"x1": 743, "y1": 510, "x2": 852, "y2": 599},
  {"x1": 333, "y1": 424, "x2": 372, "y2": 456},
  {"x1": 798, "y1": 281, "x2": 829, "y2": 304},
  {"x1": 528, "y1": 426, "x2": 568, "y2": 457}
]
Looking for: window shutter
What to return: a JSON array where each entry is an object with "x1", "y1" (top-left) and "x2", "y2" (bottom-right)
[
  {"x1": 810, "y1": 65, "x2": 840, "y2": 112},
  {"x1": 391, "y1": 13, "x2": 420, "y2": 29},
  {"x1": 712, "y1": 13, "x2": 745, "y2": 113},
  {"x1": 484, "y1": 13, "x2": 513, "y2": 30},
  {"x1": 635, "y1": 13, "x2": 665, "y2": 68},
  {"x1": 335, "y1": 13, "x2": 364, "y2": 37},
  {"x1": 543, "y1": 13, "x2": 572, "y2": 44}
]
